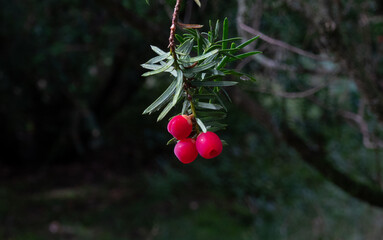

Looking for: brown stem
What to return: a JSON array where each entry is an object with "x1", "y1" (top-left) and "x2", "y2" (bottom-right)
[
  {"x1": 169, "y1": 0, "x2": 182, "y2": 61},
  {"x1": 184, "y1": 82, "x2": 200, "y2": 134},
  {"x1": 168, "y1": 0, "x2": 201, "y2": 134}
]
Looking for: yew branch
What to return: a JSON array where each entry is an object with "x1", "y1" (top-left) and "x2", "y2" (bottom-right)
[{"x1": 169, "y1": 0, "x2": 182, "y2": 61}]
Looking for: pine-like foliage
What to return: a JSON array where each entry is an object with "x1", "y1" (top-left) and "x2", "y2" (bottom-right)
[{"x1": 142, "y1": 19, "x2": 260, "y2": 138}]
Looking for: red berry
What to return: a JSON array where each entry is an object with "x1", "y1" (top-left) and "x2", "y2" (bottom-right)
[
  {"x1": 167, "y1": 115, "x2": 193, "y2": 140},
  {"x1": 174, "y1": 138, "x2": 198, "y2": 164},
  {"x1": 196, "y1": 132, "x2": 223, "y2": 159}
]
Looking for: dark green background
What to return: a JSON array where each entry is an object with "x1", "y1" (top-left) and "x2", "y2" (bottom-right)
[{"x1": 1, "y1": 0, "x2": 383, "y2": 239}]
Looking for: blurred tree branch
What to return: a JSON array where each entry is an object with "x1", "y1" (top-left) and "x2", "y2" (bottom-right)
[
  {"x1": 230, "y1": 86, "x2": 383, "y2": 208},
  {"x1": 304, "y1": 94, "x2": 383, "y2": 151},
  {"x1": 340, "y1": 110, "x2": 383, "y2": 150},
  {"x1": 238, "y1": 22, "x2": 326, "y2": 61},
  {"x1": 233, "y1": 0, "x2": 383, "y2": 207},
  {"x1": 282, "y1": 0, "x2": 383, "y2": 124},
  {"x1": 255, "y1": 83, "x2": 329, "y2": 99},
  {"x1": 236, "y1": 0, "x2": 338, "y2": 75}
]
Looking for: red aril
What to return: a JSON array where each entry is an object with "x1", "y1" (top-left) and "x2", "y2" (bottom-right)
[
  {"x1": 196, "y1": 132, "x2": 222, "y2": 159},
  {"x1": 174, "y1": 138, "x2": 198, "y2": 164},
  {"x1": 167, "y1": 115, "x2": 193, "y2": 140}
]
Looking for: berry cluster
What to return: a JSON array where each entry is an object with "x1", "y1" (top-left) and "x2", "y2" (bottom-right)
[{"x1": 167, "y1": 115, "x2": 223, "y2": 164}]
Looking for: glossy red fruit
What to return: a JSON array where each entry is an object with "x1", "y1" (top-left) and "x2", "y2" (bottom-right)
[
  {"x1": 174, "y1": 138, "x2": 198, "y2": 164},
  {"x1": 196, "y1": 131, "x2": 223, "y2": 159},
  {"x1": 167, "y1": 115, "x2": 193, "y2": 140}
]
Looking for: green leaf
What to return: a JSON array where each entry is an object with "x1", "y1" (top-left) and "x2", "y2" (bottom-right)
[
  {"x1": 196, "y1": 118, "x2": 207, "y2": 133},
  {"x1": 151, "y1": 45, "x2": 166, "y2": 55},
  {"x1": 201, "y1": 37, "x2": 211, "y2": 50},
  {"x1": 191, "y1": 81, "x2": 238, "y2": 87},
  {"x1": 208, "y1": 20, "x2": 213, "y2": 42},
  {"x1": 175, "y1": 34, "x2": 185, "y2": 44},
  {"x1": 211, "y1": 122, "x2": 228, "y2": 128},
  {"x1": 157, "y1": 101, "x2": 174, "y2": 122},
  {"x1": 236, "y1": 36, "x2": 260, "y2": 50},
  {"x1": 220, "y1": 88, "x2": 232, "y2": 103},
  {"x1": 201, "y1": 54, "x2": 219, "y2": 68},
  {"x1": 197, "y1": 69, "x2": 225, "y2": 82},
  {"x1": 217, "y1": 42, "x2": 236, "y2": 69},
  {"x1": 141, "y1": 62, "x2": 175, "y2": 76},
  {"x1": 141, "y1": 64, "x2": 175, "y2": 77},
  {"x1": 222, "y1": 17, "x2": 229, "y2": 49},
  {"x1": 221, "y1": 140, "x2": 228, "y2": 146},
  {"x1": 194, "y1": 0, "x2": 201, "y2": 7},
  {"x1": 169, "y1": 70, "x2": 177, "y2": 77},
  {"x1": 223, "y1": 70, "x2": 257, "y2": 82},
  {"x1": 181, "y1": 100, "x2": 190, "y2": 115},
  {"x1": 143, "y1": 80, "x2": 177, "y2": 114},
  {"x1": 217, "y1": 56, "x2": 229, "y2": 70},
  {"x1": 206, "y1": 122, "x2": 228, "y2": 132},
  {"x1": 199, "y1": 114, "x2": 227, "y2": 121},
  {"x1": 146, "y1": 52, "x2": 171, "y2": 64},
  {"x1": 197, "y1": 69, "x2": 225, "y2": 81},
  {"x1": 228, "y1": 51, "x2": 262, "y2": 62},
  {"x1": 199, "y1": 75, "x2": 221, "y2": 82},
  {"x1": 172, "y1": 69, "x2": 184, "y2": 105},
  {"x1": 183, "y1": 33, "x2": 195, "y2": 40},
  {"x1": 180, "y1": 49, "x2": 219, "y2": 63},
  {"x1": 176, "y1": 39, "x2": 194, "y2": 55},
  {"x1": 206, "y1": 126, "x2": 225, "y2": 132},
  {"x1": 219, "y1": 48, "x2": 240, "y2": 53},
  {"x1": 141, "y1": 63, "x2": 163, "y2": 71},
  {"x1": 142, "y1": 58, "x2": 174, "y2": 77},
  {"x1": 214, "y1": 20, "x2": 220, "y2": 40},
  {"x1": 167, "y1": 138, "x2": 178, "y2": 145},
  {"x1": 197, "y1": 31, "x2": 202, "y2": 56},
  {"x1": 185, "y1": 29, "x2": 198, "y2": 38},
  {"x1": 198, "y1": 111, "x2": 227, "y2": 118},
  {"x1": 204, "y1": 44, "x2": 222, "y2": 53},
  {"x1": 215, "y1": 37, "x2": 242, "y2": 45},
  {"x1": 205, "y1": 88, "x2": 228, "y2": 112},
  {"x1": 186, "y1": 60, "x2": 219, "y2": 74},
  {"x1": 196, "y1": 102, "x2": 223, "y2": 110}
]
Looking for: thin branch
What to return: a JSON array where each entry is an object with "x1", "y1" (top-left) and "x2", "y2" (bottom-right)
[
  {"x1": 307, "y1": 93, "x2": 383, "y2": 150},
  {"x1": 236, "y1": 0, "x2": 325, "y2": 61},
  {"x1": 256, "y1": 84, "x2": 328, "y2": 99},
  {"x1": 236, "y1": 0, "x2": 334, "y2": 74},
  {"x1": 340, "y1": 110, "x2": 383, "y2": 149},
  {"x1": 238, "y1": 22, "x2": 326, "y2": 61},
  {"x1": 167, "y1": 0, "x2": 200, "y2": 133},
  {"x1": 253, "y1": 54, "x2": 297, "y2": 72},
  {"x1": 168, "y1": 0, "x2": 182, "y2": 60},
  {"x1": 305, "y1": 91, "x2": 383, "y2": 150}
]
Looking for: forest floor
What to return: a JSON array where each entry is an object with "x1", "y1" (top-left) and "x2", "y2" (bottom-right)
[
  {"x1": 0, "y1": 163, "x2": 252, "y2": 240},
  {"x1": 1, "y1": 163, "x2": 383, "y2": 240}
]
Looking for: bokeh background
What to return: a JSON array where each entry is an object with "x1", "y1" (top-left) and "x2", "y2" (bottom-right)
[{"x1": 1, "y1": 0, "x2": 383, "y2": 239}]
